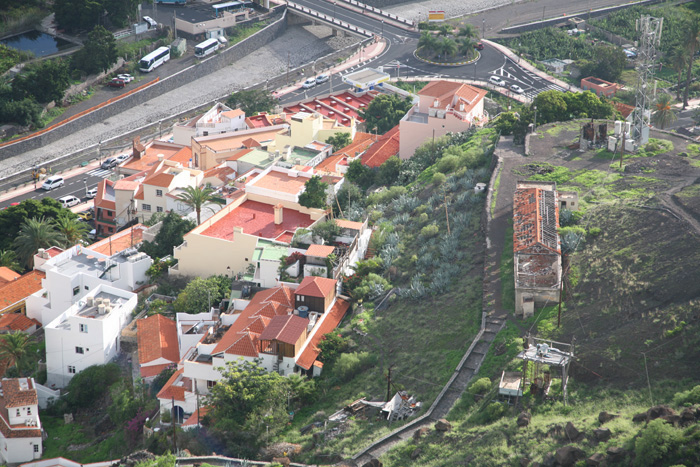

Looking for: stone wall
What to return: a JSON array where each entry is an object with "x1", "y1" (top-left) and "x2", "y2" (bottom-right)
[
  {"x1": 361, "y1": 0, "x2": 412, "y2": 7},
  {"x1": 0, "y1": 10, "x2": 288, "y2": 161}
]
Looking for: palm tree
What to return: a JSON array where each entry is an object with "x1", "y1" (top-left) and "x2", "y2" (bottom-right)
[
  {"x1": 669, "y1": 48, "x2": 689, "y2": 101},
  {"x1": 457, "y1": 37, "x2": 475, "y2": 58},
  {"x1": 651, "y1": 94, "x2": 677, "y2": 129},
  {"x1": 13, "y1": 217, "x2": 63, "y2": 268},
  {"x1": 0, "y1": 332, "x2": 32, "y2": 377},
  {"x1": 437, "y1": 37, "x2": 457, "y2": 59},
  {"x1": 55, "y1": 214, "x2": 89, "y2": 247},
  {"x1": 437, "y1": 24, "x2": 452, "y2": 36},
  {"x1": 418, "y1": 31, "x2": 437, "y2": 56},
  {"x1": 457, "y1": 24, "x2": 476, "y2": 39},
  {"x1": 176, "y1": 186, "x2": 226, "y2": 225},
  {"x1": 683, "y1": 18, "x2": 700, "y2": 109},
  {"x1": 0, "y1": 250, "x2": 21, "y2": 272}
]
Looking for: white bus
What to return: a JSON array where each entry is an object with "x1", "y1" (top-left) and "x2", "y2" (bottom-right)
[
  {"x1": 194, "y1": 38, "x2": 220, "y2": 58},
  {"x1": 139, "y1": 46, "x2": 171, "y2": 72}
]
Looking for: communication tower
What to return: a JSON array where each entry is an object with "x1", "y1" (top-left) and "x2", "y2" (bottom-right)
[{"x1": 632, "y1": 15, "x2": 663, "y2": 147}]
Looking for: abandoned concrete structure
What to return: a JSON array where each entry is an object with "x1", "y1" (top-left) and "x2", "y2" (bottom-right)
[{"x1": 513, "y1": 181, "x2": 562, "y2": 318}]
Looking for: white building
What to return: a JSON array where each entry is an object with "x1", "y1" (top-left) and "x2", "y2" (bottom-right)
[
  {"x1": 172, "y1": 103, "x2": 247, "y2": 146},
  {"x1": 26, "y1": 245, "x2": 152, "y2": 327},
  {"x1": 0, "y1": 378, "x2": 42, "y2": 464},
  {"x1": 45, "y1": 284, "x2": 137, "y2": 388}
]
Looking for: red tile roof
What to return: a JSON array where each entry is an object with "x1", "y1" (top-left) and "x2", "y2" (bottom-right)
[
  {"x1": 140, "y1": 363, "x2": 175, "y2": 379},
  {"x1": 212, "y1": 285, "x2": 294, "y2": 355},
  {"x1": 0, "y1": 378, "x2": 41, "y2": 439},
  {"x1": 614, "y1": 102, "x2": 634, "y2": 119},
  {"x1": 361, "y1": 125, "x2": 400, "y2": 168},
  {"x1": 295, "y1": 276, "x2": 336, "y2": 299},
  {"x1": 0, "y1": 314, "x2": 40, "y2": 333},
  {"x1": 259, "y1": 314, "x2": 308, "y2": 345},
  {"x1": 45, "y1": 247, "x2": 63, "y2": 258},
  {"x1": 156, "y1": 368, "x2": 191, "y2": 402},
  {"x1": 0, "y1": 267, "x2": 20, "y2": 284},
  {"x1": 181, "y1": 405, "x2": 210, "y2": 428},
  {"x1": 88, "y1": 224, "x2": 146, "y2": 256},
  {"x1": 0, "y1": 271, "x2": 45, "y2": 312},
  {"x1": 513, "y1": 184, "x2": 560, "y2": 254},
  {"x1": 296, "y1": 299, "x2": 349, "y2": 370},
  {"x1": 144, "y1": 172, "x2": 175, "y2": 188},
  {"x1": 137, "y1": 314, "x2": 179, "y2": 366},
  {"x1": 200, "y1": 200, "x2": 314, "y2": 243},
  {"x1": 335, "y1": 219, "x2": 364, "y2": 231},
  {"x1": 305, "y1": 244, "x2": 335, "y2": 258},
  {"x1": 95, "y1": 179, "x2": 116, "y2": 211}
]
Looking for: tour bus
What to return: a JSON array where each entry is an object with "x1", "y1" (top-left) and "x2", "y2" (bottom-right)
[
  {"x1": 194, "y1": 38, "x2": 220, "y2": 58},
  {"x1": 139, "y1": 47, "x2": 171, "y2": 73}
]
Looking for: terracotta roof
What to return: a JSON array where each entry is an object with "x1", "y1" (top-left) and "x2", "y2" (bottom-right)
[
  {"x1": 226, "y1": 332, "x2": 260, "y2": 358},
  {"x1": 88, "y1": 224, "x2": 146, "y2": 256},
  {"x1": 156, "y1": 368, "x2": 191, "y2": 402},
  {"x1": 145, "y1": 172, "x2": 175, "y2": 188},
  {"x1": 248, "y1": 170, "x2": 307, "y2": 195},
  {"x1": 204, "y1": 166, "x2": 236, "y2": 184},
  {"x1": 614, "y1": 102, "x2": 634, "y2": 119},
  {"x1": 137, "y1": 314, "x2": 179, "y2": 366},
  {"x1": 418, "y1": 80, "x2": 487, "y2": 121},
  {"x1": 140, "y1": 363, "x2": 175, "y2": 379},
  {"x1": 0, "y1": 271, "x2": 45, "y2": 312},
  {"x1": 513, "y1": 184, "x2": 560, "y2": 254},
  {"x1": 305, "y1": 244, "x2": 335, "y2": 258},
  {"x1": 223, "y1": 109, "x2": 244, "y2": 119},
  {"x1": 332, "y1": 132, "x2": 375, "y2": 160},
  {"x1": 241, "y1": 137, "x2": 262, "y2": 148},
  {"x1": 295, "y1": 276, "x2": 336, "y2": 299},
  {"x1": 95, "y1": 179, "x2": 116, "y2": 211},
  {"x1": 0, "y1": 267, "x2": 20, "y2": 284},
  {"x1": 212, "y1": 285, "x2": 294, "y2": 355},
  {"x1": 296, "y1": 299, "x2": 349, "y2": 370},
  {"x1": 181, "y1": 405, "x2": 210, "y2": 428},
  {"x1": 361, "y1": 125, "x2": 400, "y2": 168},
  {"x1": 45, "y1": 247, "x2": 63, "y2": 258},
  {"x1": 0, "y1": 314, "x2": 40, "y2": 333},
  {"x1": 226, "y1": 148, "x2": 254, "y2": 161},
  {"x1": 122, "y1": 142, "x2": 187, "y2": 173},
  {"x1": 314, "y1": 153, "x2": 346, "y2": 174},
  {"x1": 2, "y1": 378, "x2": 37, "y2": 407},
  {"x1": 335, "y1": 219, "x2": 364, "y2": 231},
  {"x1": 259, "y1": 314, "x2": 308, "y2": 345}
]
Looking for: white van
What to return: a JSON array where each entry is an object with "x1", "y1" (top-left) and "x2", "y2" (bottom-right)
[
  {"x1": 41, "y1": 176, "x2": 64, "y2": 191},
  {"x1": 58, "y1": 195, "x2": 80, "y2": 208},
  {"x1": 489, "y1": 75, "x2": 506, "y2": 87}
]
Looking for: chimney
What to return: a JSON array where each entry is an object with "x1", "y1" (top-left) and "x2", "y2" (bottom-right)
[
  {"x1": 274, "y1": 204, "x2": 283, "y2": 225},
  {"x1": 157, "y1": 154, "x2": 164, "y2": 162}
]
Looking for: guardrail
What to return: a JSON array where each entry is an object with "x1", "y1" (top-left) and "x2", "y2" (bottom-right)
[
  {"x1": 332, "y1": 0, "x2": 415, "y2": 28},
  {"x1": 287, "y1": 1, "x2": 373, "y2": 37}
]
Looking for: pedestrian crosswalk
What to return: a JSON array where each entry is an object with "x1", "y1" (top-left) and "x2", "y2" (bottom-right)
[{"x1": 86, "y1": 168, "x2": 113, "y2": 178}]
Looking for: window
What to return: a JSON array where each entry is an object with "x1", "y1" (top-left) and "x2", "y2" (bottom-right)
[
  {"x1": 142, "y1": 204, "x2": 151, "y2": 211},
  {"x1": 27, "y1": 407, "x2": 31, "y2": 415},
  {"x1": 76, "y1": 346, "x2": 84, "y2": 354},
  {"x1": 108, "y1": 227, "x2": 114, "y2": 233},
  {"x1": 16, "y1": 409, "x2": 20, "y2": 416},
  {"x1": 73, "y1": 286, "x2": 80, "y2": 296},
  {"x1": 299, "y1": 296, "x2": 304, "y2": 302},
  {"x1": 156, "y1": 189, "x2": 163, "y2": 197},
  {"x1": 68, "y1": 366, "x2": 76, "y2": 374},
  {"x1": 79, "y1": 324, "x2": 88, "y2": 333},
  {"x1": 34, "y1": 445, "x2": 39, "y2": 453},
  {"x1": 156, "y1": 206, "x2": 164, "y2": 213},
  {"x1": 207, "y1": 380, "x2": 217, "y2": 389}
]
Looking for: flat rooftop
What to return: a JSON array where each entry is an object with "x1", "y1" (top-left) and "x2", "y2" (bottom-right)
[
  {"x1": 200, "y1": 200, "x2": 314, "y2": 243},
  {"x1": 237, "y1": 148, "x2": 276, "y2": 168},
  {"x1": 76, "y1": 291, "x2": 128, "y2": 320},
  {"x1": 249, "y1": 170, "x2": 307, "y2": 195},
  {"x1": 54, "y1": 252, "x2": 125, "y2": 278}
]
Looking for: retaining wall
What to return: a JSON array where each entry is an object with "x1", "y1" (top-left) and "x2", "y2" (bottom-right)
[{"x1": 0, "y1": 10, "x2": 288, "y2": 161}]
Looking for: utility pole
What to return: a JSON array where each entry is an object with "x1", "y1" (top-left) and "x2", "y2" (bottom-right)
[
  {"x1": 386, "y1": 365, "x2": 394, "y2": 402},
  {"x1": 171, "y1": 396, "x2": 177, "y2": 454},
  {"x1": 557, "y1": 262, "x2": 564, "y2": 328},
  {"x1": 620, "y1": 122, "x2": 626, "y2": 169},
  {"x1": 443, "y1": 187, "x2": 451, "y2": 236},
  {"x1": 287, "y1": 51, "x2": 290, "y2": 84}
]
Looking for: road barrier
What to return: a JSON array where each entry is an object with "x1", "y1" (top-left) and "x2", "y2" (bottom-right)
[{"x1": 287, "y1": 1, "x2": 373, "y2": 37}]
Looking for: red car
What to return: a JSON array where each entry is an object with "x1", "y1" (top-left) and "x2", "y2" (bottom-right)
[
  {"x1": 475, "y1": 42, "x2": 484, "y2": 50},
  {"x1": 108, "y1": 78, "x2": 126, "y2": 88}
]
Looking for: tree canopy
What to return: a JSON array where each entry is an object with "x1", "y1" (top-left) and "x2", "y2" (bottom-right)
[
  {"x1": 176, "y1": 186, "x2": 225, "y2": 225},
  {"x1": 12, "y1": 59, "x2": 71, "y2": 104},
  {"x1": 225, "y1": 89, "x2": 276, "y2": 116},
  {"x1": 577, "y1": 45, "x2": 627, "y2": 83},
  {"x1": 360, "y1": 94, "x2": 413, "y2": 135},
  {"x1": 72, "y1": 26, "x2": 118, "y2": 75},
  {"x1": 139, "y1": 211, "x2": 196, "y2": 259},
  {"x1": 173, "y1": 276, "x2": 230, "y2": 314},
  {"x1": 346, "y1": 159, "x2": 375, "y2": 191},
  {"x1": 206, "y1": 360, "x2": 290, "y2": 458},
  {"x1": 54, "y1": 0, "x2": 139, "y2": 31},
  {"x1": 298, "y1": 175, "x2": 328, "y2": 209},
  {"x1": 325, "y1": 132, "x2": 352, "y2": 152}
]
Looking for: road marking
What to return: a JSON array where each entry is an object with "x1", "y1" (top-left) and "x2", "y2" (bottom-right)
[{"x1": 86, "y1": 169, "x2": 113, "y2": 178}]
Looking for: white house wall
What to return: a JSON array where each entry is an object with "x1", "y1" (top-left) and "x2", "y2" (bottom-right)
[{"x1": 0, "y1": 436, "x2": 42, "y2": 464}]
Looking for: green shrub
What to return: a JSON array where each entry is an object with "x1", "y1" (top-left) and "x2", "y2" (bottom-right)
[
  {"x1": 486, "y1": 402, "x2": 506, "y2": 422},
  {"x1": 418, "y1": 213, "x2": 429, "y2": 224},
  {"x1": 470, "y1": 377, "x2": 492, "y2": 395},
  {"x1": 437, "y1": 155, "x2": 459, "y2": 174},
  {"x1": 634, "y1": 419, "x2": 682, "y2": 466},
  {"x1": 333, "y1": 351, "x2": 375, "y2": 382},
  {"x1": 432, "y1": 172, "x2": 446, "y2": 185},
  {"x1": 587, "y1": 227, "x2": 602, "y2": 238},
  {"x1": 673, "y1": 385, "x2": 700, "y2": 406},
  {"x1": 421, "y1": 224, "x2": 439, "y2": 238}
]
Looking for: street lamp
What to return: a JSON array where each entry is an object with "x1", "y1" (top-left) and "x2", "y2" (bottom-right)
[
  {"x1": 334, "y1": 1, "x2": 337, "y2": 18},
  {"x1": 533, "y1": 105, "x2": 538, "y2": 134},
  {"x1": 83, "y1": 178, "x2": 88, "y2": 198},
  {"x1": 482, "y1": 18, "x2": 485, "y2": 40},
  {"x1": 381, "y1": 20, "x2": 384, "y2": 37}
]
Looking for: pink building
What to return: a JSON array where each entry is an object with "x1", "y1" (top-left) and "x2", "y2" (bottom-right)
[
  {"x1": 580, "y1": 76, "x2": 620, "y2": 98},
  {"x1": 399, "y1": 81, "x2": 488, "y2": 159}
]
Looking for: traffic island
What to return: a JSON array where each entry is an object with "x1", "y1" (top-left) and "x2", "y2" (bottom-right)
[{"x1": 413, "y1": 47, "x2": 480, "y2": 66}]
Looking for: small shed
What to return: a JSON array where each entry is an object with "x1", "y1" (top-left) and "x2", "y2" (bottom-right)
[
  {"x1": 517, "y1": 336, "x2": 575, "y2": 404},
  {"x1": 499, "y1": 371, "x2": 523, "y2": 403}
]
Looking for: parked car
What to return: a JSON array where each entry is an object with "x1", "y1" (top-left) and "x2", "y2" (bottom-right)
[
  {"x1": 301, "y1": 77, "x2": 316, "y2": 89},
  {"x1": 475, "y1": 42, "x2": 484, "y2": 50},
  {"x1": 41, "y1": 175, "x2": 64, "y2": 191},
  {"x1": 88, "y1": 229, "x2": 97, "y2": 240},
  {"x1": 489, "y1": 75, "x2": 506, "y2": 87},
  {"x1": 58, "y1": 195, "x2": 80, "y2": 208},
  {"x1": 108, "y1": 78, "x2": 126, "y2": 88},
  {"x1": 86, "y1": 187, "x2": 98, "y2": 199},
  {"x1": 315, "y1": 74, "x2": 329, "y2": 84},
  {"x1": 117, "y1": 74, "x2": 134, "y2": 83},
  {"x1": 115, "y1": 154, "x2": 130, "y2": 163},
  {"x1": 101, "y1": 157, "x2": 118, "y2": 169},
  {"x1": 510, "y1": 84, "x2": 524, "y2": 94},
  {"x1": 78, "y1": 210, "x2": 93, "y2": 221}
]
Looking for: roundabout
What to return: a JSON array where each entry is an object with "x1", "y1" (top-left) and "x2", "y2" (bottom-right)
[{"x1": 413, "y1": 47, "x2": 481, "y2": 67}]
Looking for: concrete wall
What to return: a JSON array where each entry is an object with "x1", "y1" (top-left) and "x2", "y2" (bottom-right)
[{"x1": 0, "y1": 11, "x2": 288, "y2": 161}]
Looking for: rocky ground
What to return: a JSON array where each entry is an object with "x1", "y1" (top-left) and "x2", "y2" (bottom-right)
[
  {"x1": 384, "y1": 0, "x2": 515, "y2": 23},
  {"x1": 0, "y1": 25, "x2": 358, "y2": 179}
]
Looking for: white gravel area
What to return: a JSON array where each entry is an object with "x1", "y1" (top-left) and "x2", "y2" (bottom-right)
[
  {"x1": 385, "y1": 0, "x2": 515, "y2": 23},
  {"x1": 0, "y1": 25, "x2": 358, "y2": 178}
]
